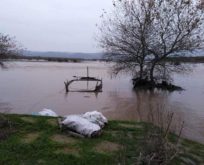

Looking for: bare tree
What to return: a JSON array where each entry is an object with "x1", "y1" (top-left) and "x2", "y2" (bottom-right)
[
  {"x1": 99, "y1": 0, "x2": 150, "y2": 79},
  {"x1": 0, "y1": 33, "x2": 20, "y2": 67},
  {"x1": 99, "y1": 0, "x2": 204, "y2": 88}
]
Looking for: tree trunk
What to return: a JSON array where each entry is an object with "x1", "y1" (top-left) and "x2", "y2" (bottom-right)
[
  {"x1": 139, "y1": 64, "x2": 144, "y2": 80},
  {"x1": 64, "y1": 81, "x2": 69, "y2": 93},
  {"x1": 150, "y1": 64, "x2": 156, "y2": 83}
]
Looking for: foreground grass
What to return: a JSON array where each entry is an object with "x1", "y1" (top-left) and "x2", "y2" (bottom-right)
[{"x1": 0, "y1": 115, "x2": 204, "y2": 165}]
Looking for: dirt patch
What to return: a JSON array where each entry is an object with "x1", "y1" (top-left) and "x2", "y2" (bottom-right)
[
  {"x1": 119, "y1": 123, "x2": 143, "y2": 129},
  {"x1": 95, "y1": 141, "x2": 122, "y2": 153},
  {"x1": 22, "y1": 132, "x2": 40, "y2": 143},
  {"x1": 20, "y1": 117, "x2": 36, "y2": 124},
  {"x1": 47, "y1": 118, "x2": 58, "y2": 126},
  {"x1": 51, "y1": 134, "x2": 77, "y2": 144},
  {"x1": 54, "y1": 147, "x2": 80, "y2": 157}
]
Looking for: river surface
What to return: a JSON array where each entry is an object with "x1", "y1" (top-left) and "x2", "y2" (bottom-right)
[{"x1": 0, "y1": 61, "x2": 204, "y2": 143}]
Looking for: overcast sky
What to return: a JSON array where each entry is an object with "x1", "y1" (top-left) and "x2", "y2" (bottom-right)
[{"x1": 0, "y1": 0, "x2": 113, "y2": 53}]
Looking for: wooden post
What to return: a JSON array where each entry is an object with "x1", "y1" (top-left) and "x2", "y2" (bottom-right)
[
  {"x1": 64, "y1": 81, "x2": 69, "y2": 93},
  {"x1": 87, "y1": 67, "x2": 89, "y2": 89},
  {"x1": 87, "y1": 66, "x2": 89, "y2": 78}
]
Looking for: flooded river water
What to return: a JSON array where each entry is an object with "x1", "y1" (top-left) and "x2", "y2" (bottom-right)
[{"x1": 0, "y1": 61, "x2": 204, "y2": 143}]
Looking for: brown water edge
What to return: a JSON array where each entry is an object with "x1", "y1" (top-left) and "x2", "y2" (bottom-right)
[
  {"x1": 104, "y1": 90, "x2": 204, "y2": 144},
  {"x1": 0, "y1": 61, "x2": 204, "y2": 143}
]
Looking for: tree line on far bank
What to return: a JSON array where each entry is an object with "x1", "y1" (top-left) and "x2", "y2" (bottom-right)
[{"x1": 0, "y1": 33, "x2": 20, "y2": 67}]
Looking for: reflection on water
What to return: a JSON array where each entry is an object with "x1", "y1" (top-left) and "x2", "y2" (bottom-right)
[{"x1": 0, "y1": 61, "x2": 204, "y2": 143}]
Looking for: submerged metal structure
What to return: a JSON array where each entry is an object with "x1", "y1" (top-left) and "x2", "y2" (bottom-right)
[{"x1": 64, "y1": 67, "x2": 103, "y2": 93}]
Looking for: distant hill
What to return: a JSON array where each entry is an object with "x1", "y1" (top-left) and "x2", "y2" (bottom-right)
[
  {"x1": 182, "y1": 49, "x2": 204, "y2": 57},
  {"x1": 22, "y1": 49, "x2": 204, "y2": 60},
  {"x1": 22, "y1": 50, "x2": 104, "y2": 60}
]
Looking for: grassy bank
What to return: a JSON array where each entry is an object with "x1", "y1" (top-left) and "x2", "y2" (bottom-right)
[{"x1": 0, "y1": 114, "x2": 204, "y2": 165}]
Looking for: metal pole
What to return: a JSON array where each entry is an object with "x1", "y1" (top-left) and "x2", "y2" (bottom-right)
[
  {"x1": 87, "y1": 66, "x2": 89, "y2": 78},
  {"x1": 87, "y1": 66, "x2": 89, "y2": 89}
]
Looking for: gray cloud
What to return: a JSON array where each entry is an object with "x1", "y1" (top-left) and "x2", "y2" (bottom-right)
[{"x1": 0, "y1": 0, "x2": 113, "y2": 53}]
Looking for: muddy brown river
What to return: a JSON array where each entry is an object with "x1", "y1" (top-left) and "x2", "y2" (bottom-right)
[{"x1": 0, "y1": 61, "x2": 204, "y2": 143}]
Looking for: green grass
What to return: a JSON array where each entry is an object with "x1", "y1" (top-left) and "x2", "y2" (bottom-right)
[{"x1": 0, "y1": 115, "x2": 204, "y2": 165}]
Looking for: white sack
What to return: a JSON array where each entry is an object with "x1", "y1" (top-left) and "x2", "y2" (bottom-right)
[
  {"x1": 62, "y1": 115, "x2": 101, "y2": 137},
  {"x1": 82, "y1": 111, "x2": 108, "y2": 128},
  {"x1": 38, "y1": 109, "x2": 58, "y2": 117}
]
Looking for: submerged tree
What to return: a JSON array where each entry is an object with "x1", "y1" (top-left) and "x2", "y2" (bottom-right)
[
  {"x1": 0, "y1": 33, "x2": 20, "y2": 67},
  {"x1": 99, "y1": 0, "x2": 204, "y2": 89}
]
